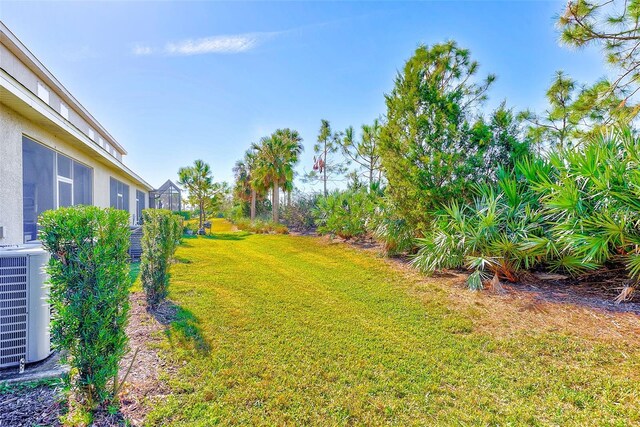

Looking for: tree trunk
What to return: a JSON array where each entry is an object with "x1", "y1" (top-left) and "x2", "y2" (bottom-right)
[
  {"x1": 199, "y1": 199, "x2": 204, "y2": 234},
  {"x1": 369, "y1": 165, "x2": 373, "y2": 191},
  {"x1": 323, "y1": 140, "x2": 327, "y2": 197},
  {"x1": 272, "y1": 183, "x2": 279, "y2": 223},
  {"x1": 287, "y1": 190, "x2": 291, "y2": 206},
  {"x1": 250, "y1": 188, "x2": 256, "y2": 221}
]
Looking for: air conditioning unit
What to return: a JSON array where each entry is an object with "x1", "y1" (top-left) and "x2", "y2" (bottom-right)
[{"x1": 0, "y1": 245, "x2": 51, "y2": 368}]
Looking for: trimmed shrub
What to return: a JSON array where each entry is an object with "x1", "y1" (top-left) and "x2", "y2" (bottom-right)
[
  {"x1": 39, "y1": 206, "x2": 131, "y2": 407},
  {"x1": 140, "y1": 209, "x2": 182, "y2": 308}
]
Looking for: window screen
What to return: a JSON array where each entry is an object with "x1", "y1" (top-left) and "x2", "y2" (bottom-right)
[
  {"x1": 22, "y1": 137, "x2": 55, "y2": 242},
  {"x1": 22, "y1": 136, "x2": 94, "y2": 242},
  {"x1": 73, "y1": 162, "x2": 93, "y2": 205},
  {"x1": 110, "y1": 177, "x2": 130, "y2": 211}
]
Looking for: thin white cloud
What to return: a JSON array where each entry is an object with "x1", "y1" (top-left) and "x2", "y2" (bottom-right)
[
  {"x1": 132, "y1": 31, "x2": 278, "y2": 57},
  {"x1": 132, "y1": 44, "x2": 153, "y2": 56}
]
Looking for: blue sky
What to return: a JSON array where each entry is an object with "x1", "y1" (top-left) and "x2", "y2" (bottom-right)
[{"x1": 1, "y1": 1, "x2": 607, "y2": 191}]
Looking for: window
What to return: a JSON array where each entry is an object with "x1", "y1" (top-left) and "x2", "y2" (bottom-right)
[
  {"x1": 60, "y1": 103, "x2": 69, "y2": 120},
  {"x1": 74, "y1": 162, "x2": 93, "y2": 205},
  {"x1": 135, "y1": 190, "x2": 145, "y2": 225},
  {"x1": 23, "y1": 138, "x2": 54, "y2": 242},
  {"x1": 36, "y1": 82, "x2": 49, "y2": 103},
  {"x1": 110, "y1": 178, "x2": 129, "y2": 212},
  {"x1": 22, "y1": 136, "x2": 94, "y2": 242},
  {"x1": 88, "y1": 129, "x2": 95, "y2": 140}
]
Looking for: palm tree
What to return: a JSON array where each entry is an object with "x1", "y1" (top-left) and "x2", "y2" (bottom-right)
[
  {"x1": 233, "y1": 149, "x2": 265, "y2": 220},
  {"x1": 178, "y1": 159, "x2": 213, "y2": 234},
  {"x1": 253, "y1": 129, "x2": 303, "y2": 223},
  {"x1": 274, "y1": 128, "x2": 304, "y2": 205}
]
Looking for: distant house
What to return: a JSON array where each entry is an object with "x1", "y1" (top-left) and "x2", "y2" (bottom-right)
[
  {"x1": 150, "y1": 180, "x2": 182, "y2": 212},
  {"x1": 0, "y1": 21, "x2": 153, "y2": 245}
]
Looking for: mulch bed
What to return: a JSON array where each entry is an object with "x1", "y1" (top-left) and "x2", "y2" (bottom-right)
[
  {"x1": 506, "y1": 269, "x2": 640, "y2": 314},
  {"x1": 0, "y1": 293, "x2": 174, "y2": 427},
  {"x1": 0, "y1": 384, "x2": 63, "y2": 427}
]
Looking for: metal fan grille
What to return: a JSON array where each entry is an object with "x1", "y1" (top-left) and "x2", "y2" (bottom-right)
[{"x1": 0, "y1": 256, "x2": 28, "y2": 368}]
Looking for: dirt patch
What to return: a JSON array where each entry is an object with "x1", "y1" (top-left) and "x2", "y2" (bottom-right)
[
  {"x1": 117, "y1": 293, "x2": 175, "y2": 426},
  {"x1": 0, "y1": 293, "x2": 175, "y2": 426}
]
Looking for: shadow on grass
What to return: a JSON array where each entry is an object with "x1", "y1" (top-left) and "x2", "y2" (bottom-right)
[
  {"x1": 202, "y1": 231, "x2": 251, "y2": 241},
  {"x1": 150, "y1": 301, "x2": 210, "y2": 355}
]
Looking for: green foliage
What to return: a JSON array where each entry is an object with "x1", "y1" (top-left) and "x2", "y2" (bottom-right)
[
  {"x1": 379, "y1": 41, "x2": 527, "y2": 233},
  {"x1": 178, "y1": 159, "x2": 214, "y2": 233},
  {"x1": 535, "y1": 127, "x2": 640, "y2": 280},
  {"x1": 174, "y1": 210, "x2": 191, "y2": 220},
  {"x1": 314, "y1": 188, "x2": 379, "y2": 239},
  {"x1": 413, "y1": 170, "x2": 547, "y2": 288},
  {"x1": 304, "y1": 119, "x2": 349, "y2": 196},
  {"x1": 519, "y1": 71, "x2": 632, "y2": 150},
  {"x1": 141, "y1": 209, "x2": 183, "y2": 308},
  {"x1": 558, "y1": 0, "x2": 640, "y2": 124},
  {"x1": 369, "y1": 199, "x2": 416, "y2": 256},
  {"x1": 39, "y1": 206, "x2": 131, "y2": 407},
  {"x1": 340, "y1": 119, "x2": 384, "y2": 188},
  {"x1": 252, "y1": 129, "x2": 304, "y2": 223}
]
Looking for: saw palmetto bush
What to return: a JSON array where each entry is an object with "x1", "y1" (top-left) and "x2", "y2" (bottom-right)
[
  {"x1": 412, "y1": 169, "x2": 548, "y2": 289},
  {"x1": 314, "y1": 189, "x2": 379, "y2": 240},
  {"x1": 39, "y1": 206, "x2": 131, "y2": 408},
  {"x1": 141, "y1": 209, "x2": 182, "y2": 308},
  {"x1": 531, "y1": 128, "x2": 640, "y2": 299}
]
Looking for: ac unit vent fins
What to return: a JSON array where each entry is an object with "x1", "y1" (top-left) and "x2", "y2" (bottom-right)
[{"x1": 0, "y1": 257, "x2": 28, "y2": 368}]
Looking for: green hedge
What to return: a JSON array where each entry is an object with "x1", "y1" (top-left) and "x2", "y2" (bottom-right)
[
  {"x1": 39, "y1": 206, "x2": 131, "y2": 407},
  {"x1": 140, "y1": 209, "x2": 182, "y2": 308}
]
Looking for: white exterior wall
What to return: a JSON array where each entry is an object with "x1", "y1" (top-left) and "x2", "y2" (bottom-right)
[{"x1": 0, "y1": 105, "x2": 148, "y2": 245}]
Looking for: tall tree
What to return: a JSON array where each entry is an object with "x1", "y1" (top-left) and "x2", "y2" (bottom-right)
[
  {"x1": 253, "y1": 129, "x2": 303, "y2": 223},
  {"x1": 519, "y1": 72, "x2": 580, "y2": 150},
  {"x1": 559, "y1": 0, "x2": 640, "y2": 109},
  {"x1": 379, "y1": 41, "x2": 496, "y2": 232},
  {"x1": 340, "y1": 119, "x2": 383, "y2": 189},
  {"x1": 178, "y1": 159, "x2": 213, "y2": 234},
  {"x1": 519, "y1": 71, "x2": 631, "y2": 150},
  {"x1": 233, "y1": 149, "x2": 265, "y2": 220},
  {"x1": 305, "y1": 120, "x2": 348, "y2": 196},
  {"x1": 273, "y1": 128, "x2": 304, "y2": 205},
  {"x1": 550, "y1": 0, "x2": 640, "y2": 131}
]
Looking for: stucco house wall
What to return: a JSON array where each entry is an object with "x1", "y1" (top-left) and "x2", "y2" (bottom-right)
[
  {"x1": 0, "y1": 21, "x2": 153, "y2": 246},
  {"x1": 0, "y1": 106, "x2": 149, "y2": 245}
]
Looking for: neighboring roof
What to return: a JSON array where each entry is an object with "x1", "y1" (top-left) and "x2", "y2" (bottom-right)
[
  {"x1": 0, "y1": 20, "x2": 127, "y2": 155},
  {"x1": 156, "y1": 180, "x2": 181, "y2": 192}
]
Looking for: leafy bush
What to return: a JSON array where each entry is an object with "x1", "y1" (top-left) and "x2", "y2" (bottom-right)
[
  {"x1": 39, "y1": 206, "x2": 131, "y2": 407},
  {"x1": 175, "y1": 210, "x2": 191, "y2": 220},
  {"x1": 314, "y1": 189, "x2": 378, "y2": 239},
  {"x1": 141, "y1": 209, "x2": 182, "y2": 308},
  {"x1": 233, "y1": 218, "x2": 289, "y2": 234},
  {"x1": 369, "y1": 199, "x2": 416, "y2": 256},
  {"x1": 280, "y1": 193, "x2": 319, "y2": 231}
]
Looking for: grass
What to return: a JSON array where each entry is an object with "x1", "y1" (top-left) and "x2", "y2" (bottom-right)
[{"x1": 145, "y1": 219, "x2": 640, "y2": 426}]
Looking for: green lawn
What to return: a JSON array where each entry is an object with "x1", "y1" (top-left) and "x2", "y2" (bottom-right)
[{"x1": 145, "y1": 219, "x2": 640, "y2": 426}]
